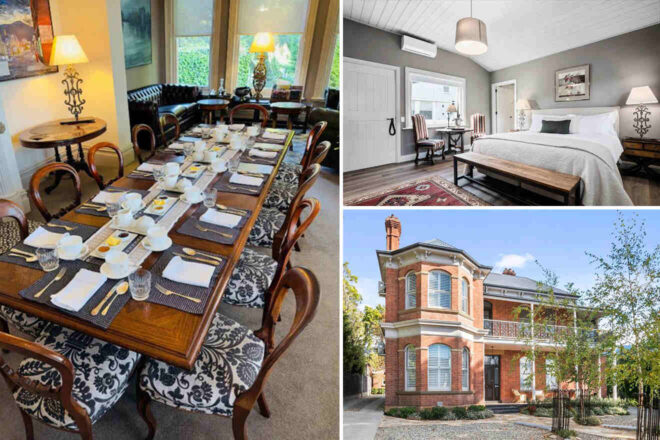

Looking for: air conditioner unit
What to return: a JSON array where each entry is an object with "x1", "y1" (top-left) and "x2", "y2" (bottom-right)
[{"x1": 401, "y1": 35, "x2": 437, "y2": 58}]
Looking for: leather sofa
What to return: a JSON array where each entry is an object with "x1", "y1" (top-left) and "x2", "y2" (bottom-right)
[
  {"x1": 308, "y1": 88, "x2": 340, "y2": 171},
  {"x1": 127, "y1": 84, "x2": 201, "y2": 147}
]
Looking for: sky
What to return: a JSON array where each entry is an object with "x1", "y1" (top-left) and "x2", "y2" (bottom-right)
[{"x1": 343, "y1": 209, "x2": 660, "y2": 310}]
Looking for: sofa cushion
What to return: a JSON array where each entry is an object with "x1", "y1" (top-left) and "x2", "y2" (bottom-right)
[
  {"x1": 128, "y1": 84, "x2": 163, "y2": 104},
  {"x1": 158, "y1": 104, "x2": 188, "y2": 117}
]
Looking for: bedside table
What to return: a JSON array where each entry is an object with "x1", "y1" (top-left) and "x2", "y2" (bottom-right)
[{"x1": 620, "y1": 138, "x2": 660, "y2": 178}]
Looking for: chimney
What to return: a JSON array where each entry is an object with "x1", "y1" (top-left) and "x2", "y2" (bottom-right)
[
  {"x1": 502, "y1": 268, "x2": 517, "y2": 276},
  {"x1": 385, "y1": 214, "x2": 401, "y2": 251}
]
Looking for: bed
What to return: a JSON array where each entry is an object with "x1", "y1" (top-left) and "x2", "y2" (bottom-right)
[{"x1": 471, "y1": 107, "x2": 633, "y2": 206}]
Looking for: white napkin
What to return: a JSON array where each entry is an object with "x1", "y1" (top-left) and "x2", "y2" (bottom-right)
[
  {"x1": 92, "y1": 190, "x2": 124, "y2": 205},
  {"x1": 238, "y1": 163, "x2": 274, "y2": 174},
  {"x1": 162, "y1": 256, "x2": 214, "y2": 288},
  {"x1": 262, "y1": 131, "x2": 286, "y2": 140},
  {"x1": 51, "y1": 269, "x2": 108, "y2": 312},
  {"x1": 249, "y1": 149, "x2": 277, "y2": 159},
  {"x1": 24, "y1": 227, "x2": 64, "y2": 249},
  {"x1": 229, "y1": 173, "x2": 262, "y2": 187},
  {"x1": 253, "y1": 142, "x2": 283, "y2": 151},
  {"x1": 137, "y1": 162, "x2": 159, "y2": 172},
  {"x1": 169, "y1": 142, "x2": 185, "y2": 151},
  {"x1": 199, "y1": 209, "x2": 241, "y2": 228}
]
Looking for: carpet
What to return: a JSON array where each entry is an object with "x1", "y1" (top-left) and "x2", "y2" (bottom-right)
[{"x1": 345, "y1": 175, "x2": 490, "y2": 206}]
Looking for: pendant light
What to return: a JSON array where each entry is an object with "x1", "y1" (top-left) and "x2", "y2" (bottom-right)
[{"x1": 455, "y1": 0, "x2": 488, "y2": 55}]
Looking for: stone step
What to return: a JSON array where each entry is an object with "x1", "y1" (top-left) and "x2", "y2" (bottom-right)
[{"x1": 486, "y1": 404, "x2": 526, "y2": 414}]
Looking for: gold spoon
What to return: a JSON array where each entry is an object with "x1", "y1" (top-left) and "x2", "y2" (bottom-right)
[
  {"x1": 215, "y1": 204, "x2": 247, "y2": 215},
  {"x1": 102, "y1": 282, "x2": 129, "y2": 316},
  {"x1": 92, "y1": 280, "x2": 126, "y2": 316},
  {"x1": 182, "y1": 247, "x2": 224, "y2": 263},
  {"x1": 47, "y1": 222, "x2": 77, "y2": 231},
  {"x1": 8, "y1": 253, "x2": 38, "y2": 263},
  {"x1": 82, "y1": 203, "x2": 107, "y2": 212}
]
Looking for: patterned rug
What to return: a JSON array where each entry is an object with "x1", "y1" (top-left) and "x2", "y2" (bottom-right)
[{"x1": 345, "y1": 175, "x2": 490, "y2": 206}]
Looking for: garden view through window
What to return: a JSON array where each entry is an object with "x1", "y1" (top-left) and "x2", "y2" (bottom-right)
[
  {"x1": 328, "y1": 37, "x2": 339, "y2": 88},
  {"x1": 176, "y1": 36, "x2": 211, "y2": 87},
  {"x1": 237, "y1": 34, "x2": 301, "y2": 89}
]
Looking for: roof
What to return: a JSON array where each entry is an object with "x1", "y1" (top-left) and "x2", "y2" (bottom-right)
[
  {"x1": 376, "y1": 239, "x2": 492, "y2": 271},
  {"x1": 484, "y1": 272, "x2": 574, "y2": 297},
  {"x1": 423, "y1": 239, "x2": 456, "y2": 248}
]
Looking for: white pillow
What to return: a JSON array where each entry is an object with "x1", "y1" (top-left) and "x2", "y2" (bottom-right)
[
  {"x1": 529, "y1": 113, "x2": 578, "y2": 133},
  {"x1": 576, "y1": 111, "x2": 617, "y2": 136}
]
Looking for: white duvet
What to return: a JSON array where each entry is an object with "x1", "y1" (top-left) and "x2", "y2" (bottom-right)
[{"x1": 471, "y1": 132, "x2": 633, "y2": 206}]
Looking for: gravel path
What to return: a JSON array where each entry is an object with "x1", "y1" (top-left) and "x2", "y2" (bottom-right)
[{"x1": 599, "y1": 407, "x2": 637, "y2": 427}]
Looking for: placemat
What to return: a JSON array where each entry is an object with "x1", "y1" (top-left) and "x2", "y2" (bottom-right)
[
  {"x1": 145, "y1": 244, "x2": 225, "y2": 314},
  {"x1": 0, "y1": 220, "x2": 100, "y2": 270},
  {"x1": 18, "y1": 260, "x2": 130, "y2": 329},
  {"x1": 255, "y1": 135, "x2": 287, "y2": 145},
  {"x1": 176, "y1": 205, "x2": 251, "y2": 245},
  {"x1": 241, "y1": 149, "x2": 279, "y2": 165},
  {"x1": 75, "y1": 188, "x2": 151, "y2": 217},
  {"x1": 213, "y1": 172, "x2": 263, "y2": 196}
]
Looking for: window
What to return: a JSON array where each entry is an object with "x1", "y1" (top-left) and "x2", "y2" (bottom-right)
[
  {"x1": 174, "y1": 0, "x2": 214, "y2": 86},
  {"x1": 520, "y1": 357, "x2": 533, "y2": 391},
  {"x1": 405, "y1": 272, "x2": 416, "y2": 309},
  {"x1": 235, "y1": 0, "x2": 310, "y2": 91},
  {"x1": 428, "y1": 271, "x2": 451, "y2": 309},
  {"x1": 461, "y1": 278, "x2": 469, "y2": 314},
  {"x1": 328, "y1": 37, "x2": 340, "y2": 89},
  {"x1": 546, "y1": 359, "x2": 557, "y2": 390},
  {"x1": 405, "y1": 345, "x2": 416, "y2": 391},
  {"x1": 428, "y1": 344, "x2": 451, "y2": 391},
  {"x1": 462, "y1": 348, "x2": 470, "y2": 391},
  {"x1": 405, "y1": 67, "x2": 466, "y2": 129}
]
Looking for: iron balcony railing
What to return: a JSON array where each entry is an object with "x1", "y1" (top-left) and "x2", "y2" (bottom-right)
[{"x1": 482, "y1": 319, "x2": 597, "y2": 342}]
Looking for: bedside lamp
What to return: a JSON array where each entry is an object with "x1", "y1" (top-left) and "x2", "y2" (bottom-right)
[
  {"x1": 446, "y1": 102, "x2": 458, "y2": 127},
  {"x1": 626, "y1": 86, "x2": 657, "y2": 139},
  {"x1": 50, "y1": 35, "x2": 89, "y2": 124},
  {"x1": 516, "y1": 99, "x2": 531, "y2": 130},
  {"x1": 249, "y1": 32, "x2": 275, "y2": 101}
]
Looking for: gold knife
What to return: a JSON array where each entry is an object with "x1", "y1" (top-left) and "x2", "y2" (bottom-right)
[
  {"x1": 173, "y1": 252, "x2": 219, "y2": 266},
  {"x1": 91, "y1": 280, "x2": 124, "y2": 316}
]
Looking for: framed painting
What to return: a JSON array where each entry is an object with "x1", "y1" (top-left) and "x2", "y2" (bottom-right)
[
  {"x1": 121, "y1": 0, "x2": 152, "y2": 69},
  {"x1": 555, "y1": 64, "x2": 590, "y2": 102},
  {"x1": 0, "y1": 0, "x2": 58, "y2": 82}
]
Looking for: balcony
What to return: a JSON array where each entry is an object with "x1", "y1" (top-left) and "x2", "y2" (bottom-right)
[{"x1": 483, "y1": 319, "x2": 579, "y2": 343}]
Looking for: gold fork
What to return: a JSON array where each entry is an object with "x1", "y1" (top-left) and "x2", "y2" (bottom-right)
[
  {"x1": 47, "y1": 222, "x2": 77, "y2": 231},
  {"x1": 81, "y1": 203, "x2": 107, "y2": 212},
  {"x1": 155, "y1": 284, "x2": 201, "y2": 303},
  {"x1": 35, "y1": 267, "x2": 67, "y2": 298},
  {"x1": 226, "y1": 184, "x2": 258, "y2": 193},
  {"x1": 195, "y1": 224, "x2": 232, "y2": 239}
]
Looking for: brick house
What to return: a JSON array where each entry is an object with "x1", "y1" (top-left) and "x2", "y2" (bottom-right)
[{"x1": 379, "y1": 215, "x2": 606, "y2": 409}]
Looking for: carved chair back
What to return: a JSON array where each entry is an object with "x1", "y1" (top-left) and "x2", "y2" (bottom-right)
[
  {"x1": 0, "y1": 199, "x2": 29, "y2": 240},
  {"x1": 300, "y1": 121, "x2": 327, "y2": 170},
  {"x1": 309, "y1": 141, "x2": 331, "y2": 169},
  {"x1": 228, "y1": 103, "x2": 270, "y2": 128},
  {"x1": 412, "y1": 114, "x2": 430, "y2": 142},
  {"x1": 132, "y1": 123, "x2": 157, "y2": 164},
  {"x1": 158, "y1": 113, "x2": 180, "y2": 147},
  {"x1": 29, "y1": 163, "x2": 81, "y2": 222},
  {"x1": 88, "y1": 142, "x2": 124, "y2": 190}
]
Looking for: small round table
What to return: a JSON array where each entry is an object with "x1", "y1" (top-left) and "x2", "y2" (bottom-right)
[
  {"x1": 198, "y1": 99, "x2": 230, "y2": 124},
  {"x1": 19, "y1": 117, "x2": 107, "y2": 193},
  {"x1": 270, "y1": 102, "x2": 307, "y2": 130}
]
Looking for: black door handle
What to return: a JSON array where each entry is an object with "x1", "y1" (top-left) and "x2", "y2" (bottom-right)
[{"x1": 386, "y1": 118, "x2": 396, "y2": 136}]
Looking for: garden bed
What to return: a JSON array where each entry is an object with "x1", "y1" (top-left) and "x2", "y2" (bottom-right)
[
  {"x1": 520, "y1": 398, "x2": 631, "y2": 421},
  {"x1": 385, "y1": 405, "x2": 494, "y2": 421}
]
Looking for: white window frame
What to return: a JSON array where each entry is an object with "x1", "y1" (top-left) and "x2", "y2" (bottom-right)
[
  {"x1": 546, "y1": 358, "x2": 558, "y2": 390},
  {"x1": 404, "y1": 67, "x2": 466, "y2": 130},
  {"x1": 428, "y1": 270, "x2": 451, "y2": 309},
  {"x1": 171, "y1": 0, "x2": 215, "y2": 87},
  {"x1": 405, "y1": 345, "x2": 416, "y2": 391},
  {"x1": 462, "y1": 348, "x2": 470, "y2": 391},
  {"x1": 520, "y1": 357, "x2": 533, "y2": 392},
  {"x1": 428, "y1": 344, "x2": 451, "y2": 391},
  {"x1": 461, "y1": 278, "x2": 469, "y2": 314},
  {"x1": 405, "y1": 272, "x2": 416, "y2": 309}
]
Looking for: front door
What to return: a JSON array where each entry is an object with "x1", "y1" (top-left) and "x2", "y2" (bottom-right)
[{"x1": 485, "y1": 355, "x2": 500, "y2": 401}]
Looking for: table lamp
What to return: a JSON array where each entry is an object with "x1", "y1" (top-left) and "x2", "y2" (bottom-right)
[
  {"x1": 626, "y1": 86, "x2": 657, "y2": 139},
  {"x1": 446, "y1": 102, "x2": 457, "y2": 127},
  {"x1": 50, "y1": 35, "x2": 90, "y2": 124},
  {"x1": 516, "y1": 99, "x2": 531, "y2": 130},
  {"x1": 249, "y1": 32, "x2": 275, "y2": 101}
]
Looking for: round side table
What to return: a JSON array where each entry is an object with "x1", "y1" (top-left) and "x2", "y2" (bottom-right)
[
  {"x1": 198, "y1": 99, "x2": 230, "y2": 124},
  {"x1": 19, "y1": 117, "x2": 107, "y2": 193},
  {"x1": 270, "y1": 102, "x2": 307, "y2": 130}
]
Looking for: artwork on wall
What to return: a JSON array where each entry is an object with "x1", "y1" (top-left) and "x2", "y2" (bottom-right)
[
  {"x1": 121, "y1": 0, "x2": 152, "y2": 69},
  {"x1": 0, "y1": 0, "x2": 58, "y2": 82},
  {"x1": 555, "y1": 64, "x2": 590, "y2": 102}
]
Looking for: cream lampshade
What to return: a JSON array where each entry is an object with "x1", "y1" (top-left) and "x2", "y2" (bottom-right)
[
  {"x1": 626, "y1": 86, "x2": 657, "y2": 139},
  {"x1": 516, "y1": 99, "x2": 531, "y2": 130},
  {"x1": 446, "y1": 103, "x2": 458, "y2": 127},
  {"x1": 455, "y1": 0, "x2": 488, "y2": 56},
  {"x1": 50, "y1": 35, "x2": 89, "y2": 123},
  {"x1": 249, "y1": 32, "x2": 275, "y2": 53},
  {"x1": 249, "y1": 32, "x2": 275, "y2": 101}
]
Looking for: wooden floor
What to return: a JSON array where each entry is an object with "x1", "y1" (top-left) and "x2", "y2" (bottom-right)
[{"x1": 343, "y1": 154, "x2": 660, "y2": 206}]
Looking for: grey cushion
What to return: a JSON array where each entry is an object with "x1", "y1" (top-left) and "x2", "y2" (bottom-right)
[
  {"x1": 223, "y1": 248, "x2": 277, "y2": 309},
  {"x1": 0, "y1": 306, "x2": 48, "y2": 340},
  {"x1": 247, "y1": 207, "x2": 285, "y2": 248}
]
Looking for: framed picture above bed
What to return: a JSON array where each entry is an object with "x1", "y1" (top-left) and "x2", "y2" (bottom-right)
[{"x1": 555, "y1": 64, "x2": 590, "y2": 102}]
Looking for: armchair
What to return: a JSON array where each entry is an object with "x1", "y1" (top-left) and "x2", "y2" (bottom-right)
[{"x1": 411, "y1": 114, "x2": 445, "y2": 165}]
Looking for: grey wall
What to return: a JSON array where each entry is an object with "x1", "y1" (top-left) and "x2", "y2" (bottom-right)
[
  {"x1": 343, "y1": 19, "x2": 491, "y2": 157},
  {"x1": 491, "y1": 24, "x2": 660, "y2": 139}
]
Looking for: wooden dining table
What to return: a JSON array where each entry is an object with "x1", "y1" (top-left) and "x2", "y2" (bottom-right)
[{"x1": 0, "y1": 129, "x2": 294, "y2": 370}]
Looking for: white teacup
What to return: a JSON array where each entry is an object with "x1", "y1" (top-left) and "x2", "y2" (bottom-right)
[
  {"x1": 247, "y1": 126, "x2": 260, "y2": 137},
  {"x1": 216, "y1": 124, "x2": 229, "y2": 133},
  {"x1": 116, "y1": 208, "x2": 134, "y2": 227},
  {"x1": 164, "y1": 174, "x2": 178, "y2": 188},
  {"x1": 211, "y1": 159, "x2": 227, "y2": 173},
  {"x1": 176, "y1": 178, "x2": 192, "y2": 191},
  {"x1": 194, "y1": 140, "x2": 206, "y2": 151},
  {"x1": 192, "y1": 151, "x2": 205, "y2": 162},
  {"x1": 203, "y1": 150, "x2": 217, "y2": 163},
  {"x1": 122, "y1": 193, "x2": 142, "y2": 211},
  {"x1": 184, "y1": 186, "x2": 202, "y2": 202},
  {"x1": 105, "y1": 250, "x2": 129, "y2": 275},
  {"x1": 134, "y1": 216, "x2": 155, "y2": 234},
  {"x1": 57, "y1": 234, "x2": 83, "y2": 258},
  {"x1": 164, "y1": 162, "x2": 180, "y2": 176},
  {"x1": 146, "y1": 226, "x2": 169, "y2": 249}
]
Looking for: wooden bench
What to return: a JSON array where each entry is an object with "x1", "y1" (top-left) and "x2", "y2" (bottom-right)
[{"x1": 453, "y1": 152, "x2": 582, "y2": 205}]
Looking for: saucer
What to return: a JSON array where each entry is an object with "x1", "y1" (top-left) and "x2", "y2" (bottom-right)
[
  {"x1": 56, "y1": 244, "x2": 89, "y2": 261},
  {"x1": 121, "y1": 200, "x2": 146, "y2": 212},
  {"x1": 180, "y1": 193, "x2": 203, "y2": 204},
  {"x1": 100, "y1": 263, "x2": 136, "y2": 280},
  {"x1": 142, "y1": 236, "x2": 173, "y2": 252}
]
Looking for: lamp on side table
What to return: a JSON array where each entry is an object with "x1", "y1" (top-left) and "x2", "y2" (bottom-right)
[{"x1": 50, "y1": 35, "x2": 91, "y2": 125}]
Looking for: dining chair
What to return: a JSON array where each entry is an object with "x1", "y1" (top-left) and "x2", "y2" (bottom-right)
[
  {"x1": 158, "y1": 113, "x2": 180, "y2": 147},
  {"x1": 411, "y1": 113, "x2": 444, "y2": 165},
  {"x1": 137, "y1": 266, "x2": 320, "y2": 440},
  {"x1": 276, "y1": 121, "x2": 327, "y2": 185},
  {"x1": 132, "y1": 123, "x2": 157, "y2": 164},
  {"x1": 470, "y1": 113, "x2": 486, "y2": 144},
  {"x1": 229, "y1": 103, "x2": 270, "y2": 128},
  {"x1": 29, "y1": 163, "x2": 81, "y2": 222},
  {"x1": 248, "y1": 164, "x2": 320, "y2": 248},
  {"x1": 223, "y1": 197, "x2": 320, "y2": 309},
  {"x1": 88, "y1": 142, "x2": 124, "y2": 190},
  {"x1": 0, "y1": 323, "x2": 140, "y2": 440}
]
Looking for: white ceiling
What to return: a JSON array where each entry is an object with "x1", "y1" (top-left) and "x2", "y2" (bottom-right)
[{"x1": 343, "y1": 0, "x2": 660, "y2": 72}]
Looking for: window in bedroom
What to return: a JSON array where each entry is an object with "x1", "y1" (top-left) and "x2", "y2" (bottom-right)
[
  {"x1": 174, "y1": 0, "x2": 214, "y2": 86},
  {"x1": 405, "y1": 67, "x2": 466, "y2": 129}
]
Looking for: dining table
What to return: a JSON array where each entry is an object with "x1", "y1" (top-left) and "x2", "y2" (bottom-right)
[{"x1": 0, "y1": 126, "x2": 294, "y2": 370}]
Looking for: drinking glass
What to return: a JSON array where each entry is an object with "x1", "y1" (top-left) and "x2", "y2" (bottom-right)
[
  {"x1": 106, "y1": 200, "x2": 122, "y2": 218},
  {"x1": 183, "y1": 142, "x2": 194, "y2": 158},
  {"x1": 128, "y1": 268, "x2": 151, "y2": 301},
  {"x1": 228, "y1": 155, "x2": 240, "y2": 175},
  {"x1": 203, "y1": 188, "x2": 217, "y2": 209},
  {"x1": 36, "y1": 248, "x2": 59, "y2": 272},
  {"x1": 152, "y1": 166, "x2": 166, "y2": 189}
]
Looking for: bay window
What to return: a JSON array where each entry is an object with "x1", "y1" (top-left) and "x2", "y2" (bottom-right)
[
  {"x1": 405, "y1": 67, "x2": 466, "y2": 129},
  {"x1": 428, "y1": 344, "x2": 451, "y2": 391},
  {"x1": 174, "y1": 0, "x2": 214, "y2": 86},
  {"x1": 428, "y1": 270, "x2": 451, "y2": 309}
]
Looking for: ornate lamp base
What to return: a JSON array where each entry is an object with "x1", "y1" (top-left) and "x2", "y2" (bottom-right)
[
  {"x1": 252, "y1": 53, "x2": 267, "y2": 101},
  {"x1": 518, "y1": 111, "x2": 526, "y2": 130},
  {"x1": 633, "y1": 104, "x2": 652, "y2": 139},
  {"x1": 62, "y1": 64, "x2": 86, "y2": 122}
]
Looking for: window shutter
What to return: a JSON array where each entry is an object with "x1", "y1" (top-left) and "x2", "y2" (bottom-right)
[
  {"x1": 406, "y1": 347, "x2": 416, "y2": 390},
  {"x1": 428, "y1": 345, "x2": 439, "y2": 389},
  {"x1": 406, "y1": 273, "x2": 416, "y2": 308},
  {"x1": 462, "y1": 349, "x2": 469, "y2": 390},
  {"x1": 461, "y1": 279, "x2": 468, "y2": 313},
  {"x1": 429, "y1": 272, "x2": 451, "y2": 309},
  {"x1": 440, "y1": 272, "x2": 451, "y2": 291}
]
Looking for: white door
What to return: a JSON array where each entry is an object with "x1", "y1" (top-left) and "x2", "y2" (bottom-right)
[
  {"x1": 343, "y1": 59, "x2": 397, "y2": 172},
  {"x1": 495, "y1": 84, "x2": 515, "y2": 132}
]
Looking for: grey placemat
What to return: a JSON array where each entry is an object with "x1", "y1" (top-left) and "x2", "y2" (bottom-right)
[
  {"x1": 127, "y1": 171, "x2": 156, "y2": 181},
  {"x1": 145, "y1": 244, "x2": 225, "y2": 314},
  {"x1": 255, "y1": 135, "x2": 286, "y2": 145},
  {"x1": 213, "y1": 172, "x2": 263, "y2": 196},
  {"x1": 0, "y1": 220, "x2": 100, "y2": 270},
  {"x1": 75, "y1": 188, "x2": 151, "y2": 217},
  {"x1": 241, "y1": 149, "x2": 279, "y2": 165},
  {"x1": 176, "y1": 205, "x2": 251, "y2": 245},
  {"x1": 18, "y1": 260, "x2": 130, "y2": 329}
]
